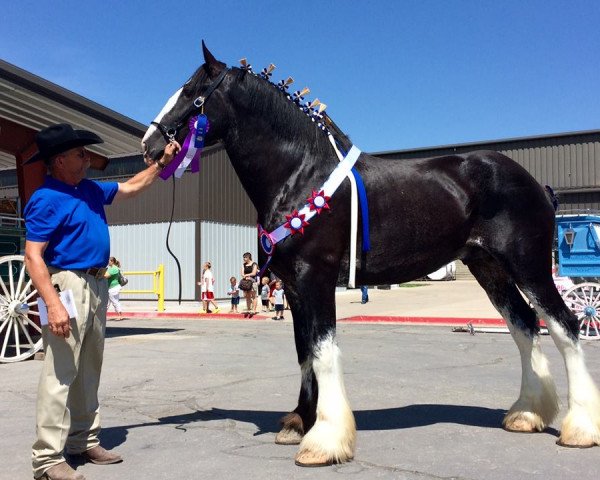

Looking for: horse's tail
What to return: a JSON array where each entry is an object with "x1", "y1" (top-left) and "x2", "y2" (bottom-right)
[{"x1": 544, "y1": 185, "x2": 559, "y2": 212}]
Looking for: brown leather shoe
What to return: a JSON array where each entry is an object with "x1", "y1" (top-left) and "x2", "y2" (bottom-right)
[
  {"x1": 38, "y1": 462, "x2": 85, "y2": 480},
  {"x1": 80, "y1": 445, "x2": 123, "y2": 465}
]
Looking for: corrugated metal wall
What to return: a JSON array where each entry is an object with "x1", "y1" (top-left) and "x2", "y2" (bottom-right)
[
  {"x1": 558, "y1": 192, "x2": 600, "y2": 213},
  {"x1": 199, "y1": 222, "x2": 258, "y2": 298},
  {"x1": 377, "y1": 131, "x2": 600, "y2": 213},
  {"x1": 500, "y1": 140, "x2": 600, "y2": 190},
  {"x1": 104, "y1": 146, "x2": 257, "y2": 226},
  {"x1": 109, "y1": 221, "x2": 196, "y2": 300}
]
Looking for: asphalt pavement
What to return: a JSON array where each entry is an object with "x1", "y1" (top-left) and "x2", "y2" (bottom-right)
[{"x1": 3, "y1": 280, "x2": 600, "y2": 480}]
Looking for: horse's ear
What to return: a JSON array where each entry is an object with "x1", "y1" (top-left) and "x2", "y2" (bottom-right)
[{"x1": 202, "y1": 40, "x2": 225, "y2": 78}]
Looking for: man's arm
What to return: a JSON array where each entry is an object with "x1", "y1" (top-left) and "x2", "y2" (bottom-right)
[
  {"x1": 114, "y1": 141, "x2": 180, "y2": 201},
  {"x1": 24, "y1": 240, "x2": 71, "y2": 338}
]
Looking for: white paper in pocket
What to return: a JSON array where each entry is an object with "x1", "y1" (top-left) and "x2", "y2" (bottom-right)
[{"x1": 37, "y1": 289, "x2": 78, "y2": 326}]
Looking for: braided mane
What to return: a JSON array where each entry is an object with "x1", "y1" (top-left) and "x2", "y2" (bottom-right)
[{"x1": 231, "y1": 67, "x2": 353, "y2": 157}]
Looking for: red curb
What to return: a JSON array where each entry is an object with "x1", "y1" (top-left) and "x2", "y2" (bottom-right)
[
  {"x1": 107, "y1": 312, "x2": 509, "y2": 325},
  {"x1": 107, "y1": 312, "x2": 270, "y2": 320},
  {"x1": 337, "y1": 316, "x2": 505, "y2": 326}
]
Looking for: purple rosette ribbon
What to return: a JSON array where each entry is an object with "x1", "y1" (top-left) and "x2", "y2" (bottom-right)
[{"x1": 159, "y1": 115, "x2": 209, "y2": 180}]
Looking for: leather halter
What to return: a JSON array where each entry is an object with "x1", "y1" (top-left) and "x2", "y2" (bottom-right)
[{"x1": 151, "y1": 68, "x2": 229, "y2": 142}]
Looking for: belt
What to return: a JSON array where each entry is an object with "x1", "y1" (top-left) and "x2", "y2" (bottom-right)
[
  {"x1": 48, "y1": 266, "x2": 107, "y2": 279},
  {"x1": 71, "y1": 267, "x2": 107, "y2": 279},
  {"x1": 82, "y1": 267, "x2": 107, "y2": 279}
]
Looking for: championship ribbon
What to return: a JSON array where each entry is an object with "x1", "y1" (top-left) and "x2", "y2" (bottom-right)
[{"x1": 159, "y1": 114, "x2": 209, "y2": 180}]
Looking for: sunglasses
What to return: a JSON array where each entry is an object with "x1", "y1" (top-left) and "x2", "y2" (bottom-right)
[{"x1": 63, "y1": 148, "x2": 87, "y2": 159}]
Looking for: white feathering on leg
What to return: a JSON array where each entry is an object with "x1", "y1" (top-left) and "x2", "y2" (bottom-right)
[{"x1": 296, "y1": 334, "x2": 356, "y2": 465}]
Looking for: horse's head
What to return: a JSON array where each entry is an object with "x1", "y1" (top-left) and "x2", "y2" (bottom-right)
[{"x1": 142, "y1": 42, "x2": 230, "y2": 163}]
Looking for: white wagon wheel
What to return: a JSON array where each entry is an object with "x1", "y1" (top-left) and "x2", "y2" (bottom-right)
[
  {"x1": 562, "y1": 282, "x2": 600, "y2": 340},
  {"x1": 0, "y1": 255, "x2": 43, "y2": 362}
]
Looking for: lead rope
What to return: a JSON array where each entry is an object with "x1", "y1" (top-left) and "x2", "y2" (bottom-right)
[{"x1": 165, "y1": 175, "x2": 183, "y2": 303}]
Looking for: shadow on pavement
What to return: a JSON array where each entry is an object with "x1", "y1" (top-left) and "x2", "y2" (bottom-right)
[
  {"x1": 105, "y1": 327, "x2": 184, "y2": 338},
  {"x1": 100, "y1": 403, "x2": 558, "y2": 449}
]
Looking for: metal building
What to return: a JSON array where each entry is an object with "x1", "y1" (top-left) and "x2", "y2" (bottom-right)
[{"x1": 373, "y1": 130, "x2": 600, "y2": 213}]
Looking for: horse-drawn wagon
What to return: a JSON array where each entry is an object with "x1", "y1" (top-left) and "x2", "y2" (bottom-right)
[
  {"x1": 0, "y1": 215, "x2": 42, "y2": 363},
  {"x1": 556, "y1": 214, "x2": 600, "y2": 339}
]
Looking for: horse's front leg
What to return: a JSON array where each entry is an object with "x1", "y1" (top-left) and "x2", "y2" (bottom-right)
[
  {"x1": 276, "y1": 279, "x2": 356, "y2": 466},
  {"x1": 275, "y1": 354, "x2": 317, "y2": 446}
]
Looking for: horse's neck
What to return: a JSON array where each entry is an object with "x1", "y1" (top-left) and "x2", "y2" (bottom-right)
[{"x1": 222, "y1": 101, "x2": 335, "y2": 224}]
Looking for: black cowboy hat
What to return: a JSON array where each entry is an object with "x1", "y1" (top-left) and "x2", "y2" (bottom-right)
[{"x1": 25, "y1": 123, "x2": 104, "y2": 164}]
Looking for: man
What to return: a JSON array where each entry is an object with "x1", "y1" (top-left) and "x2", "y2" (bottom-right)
[
  {"x1": 24, "y1": 123, "x2": 179, "y2": 480},
  {"x1": 360, "y1": 285, "x2": 369, "y2": 304}
]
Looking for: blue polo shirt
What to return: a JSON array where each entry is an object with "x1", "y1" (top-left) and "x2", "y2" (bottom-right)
[{"x1": 24, "y1": 176, "x2": 119, "y2": 269}]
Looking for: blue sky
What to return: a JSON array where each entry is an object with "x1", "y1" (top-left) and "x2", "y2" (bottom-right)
[{"x1": 2, "y1": 0, "x2": 599, "y2": 153}]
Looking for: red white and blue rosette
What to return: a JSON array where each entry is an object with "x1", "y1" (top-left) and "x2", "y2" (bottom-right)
[
  {"x1": 284, "y1": 209, "x2": 310, "y2": 235},
  {"x1": 258, "y1": 224, "x2": 276, "y2": 256},
  {"x1": 307, "y1": 189, "x2": 331, "y2": 214}
]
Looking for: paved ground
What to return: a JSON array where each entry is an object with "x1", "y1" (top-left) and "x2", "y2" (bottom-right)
[
  {"x1": 3, "y1": 281, "x2": 600, "y2": 479},
  {"x1": 111, "y1": 279, "x2": 502, "y2": 323}
]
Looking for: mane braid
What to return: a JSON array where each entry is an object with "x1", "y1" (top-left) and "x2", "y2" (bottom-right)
[{"x1": 232, "y1": 67, "x2": 352, "y2": 157}]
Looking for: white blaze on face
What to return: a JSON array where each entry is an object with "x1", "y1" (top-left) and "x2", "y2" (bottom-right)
[{"x1": 142, "y1": 87, "x2": 184, "y2": 146}]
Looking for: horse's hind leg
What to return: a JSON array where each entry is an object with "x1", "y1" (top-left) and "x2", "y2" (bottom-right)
[
  {"x1": 467, "y1": 256, "x2": 559, "y2": 432},
  {"x1": 519, "y1": 277, "x2": 600, "y2": 447}
]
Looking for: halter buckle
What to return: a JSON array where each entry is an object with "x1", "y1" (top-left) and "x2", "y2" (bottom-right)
[
  {"x1": 193, "y1": 96, "x2": 206, "y2": 108},
  {"x1": 166, "y1": 128, "x2": 177, "y2": 141}
]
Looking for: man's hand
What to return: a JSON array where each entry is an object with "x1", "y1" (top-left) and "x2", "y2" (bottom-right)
[
  {"x1": 161, "y1": 141, "x2": 181, "y2": 166},
  {"x1": 115, "y1": 140, "x2": 181, "y2": 200},
  {"x1": 25, "y1": 240, "x2": 73, "y2": 339},
  {"x1": 47, "y1": 302, "x2": 71, "y2": 338}
]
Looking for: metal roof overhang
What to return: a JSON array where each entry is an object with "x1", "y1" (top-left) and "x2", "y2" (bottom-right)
[{"x1": 0, "y1": 59, "x2": 147, "y2": 170}]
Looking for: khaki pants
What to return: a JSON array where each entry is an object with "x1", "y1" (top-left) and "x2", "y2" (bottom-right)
[{"x1": 32, "y1": 270, "x2": 108, "y2": 478}]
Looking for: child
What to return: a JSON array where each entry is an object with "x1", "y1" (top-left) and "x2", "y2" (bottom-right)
[
  {"x1": 271, "y1": 281, "x2": 285, "y2": 320},
  {"x1": 198, "y1": 261, "x2": 220, "y2": 314},
  {"x1": 260, "y1": 276, "x2": 271, "y2": 313},
  {"x1": 227, "y1": 276, "x2": 240, "y2": 313}
]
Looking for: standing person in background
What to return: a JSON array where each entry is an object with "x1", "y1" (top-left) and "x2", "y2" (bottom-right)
[
  {"x1": 24, "y1": 123, "x2": 179, "y2": 480},
  {"x1": 360, "y1": 285, "x2": 369, "y2": 304},
  {"x1": 241, "y1": 252, "x2": 258, "y2": 314},
  {"x1": 198, "y1": 261, "x2": 220, "y2": 314},
  {"x1": 271, "y1": 281, "x2": 285, "y2": 320},
  {"x1": 260, "y1": 277, "x2": 271, "y2": 312},
  {"x1": 105, "y1": 257, "x2": 124, "y2": 321},
  {"x1": 227, "y1": 276, "x2": 240, "y2": 313}
]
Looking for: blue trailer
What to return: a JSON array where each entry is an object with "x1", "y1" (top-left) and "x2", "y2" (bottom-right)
[{"x1": 556, "y1": 214, "x2": 600, "y2": 339}]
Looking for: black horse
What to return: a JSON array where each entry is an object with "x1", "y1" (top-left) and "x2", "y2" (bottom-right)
[{"x1": 142, "y1": 44, "x2": 600, "y2": 466}]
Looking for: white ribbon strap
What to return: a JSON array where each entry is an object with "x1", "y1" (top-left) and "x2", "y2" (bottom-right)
[
  {"x1": 269, "y1": 143, "x2": 361, "y2": 247},
  {"x1": 327, "y1": 134, "x2": 359, "y2": 288}
]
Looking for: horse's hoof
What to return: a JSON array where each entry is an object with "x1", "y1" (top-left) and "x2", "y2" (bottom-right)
[
  {"x1": 557, "y1": 407, "x2": 600, "y2": 448},
  {"x1": 557, "y1": 424, "x2": 599, "y2": 448},
  {"x1": 503, "y1": 411, "x2": 544, "y2": 433},
  {"x1": 275, "y1": 428, "x2": 303, "y2": 445},
  {"x1": 294, "y1": 450, "x2": 337, "y2": 467},
  {"x1": 556, "y1": 437, "x2": 596, "y2": 448}
]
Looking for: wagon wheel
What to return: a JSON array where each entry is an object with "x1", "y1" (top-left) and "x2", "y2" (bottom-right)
[
  {"x1": 562, "y1": 282, "x2": 600, "y2": 340},
  {"x1": 0, "y1": 255, "x2": 43, "y2": 362}
]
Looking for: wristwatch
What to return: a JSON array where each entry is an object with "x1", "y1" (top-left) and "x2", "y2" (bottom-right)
[{"x1": 155, "y1": 160, "x2": 166, "y2": 170}]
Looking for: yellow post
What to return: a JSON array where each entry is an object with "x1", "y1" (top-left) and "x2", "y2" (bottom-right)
[
  {"x1": 119, "y1": 264, "x2": 165, "y2": 313},
  {"x1": 158, "y1": 263, "x2": 165, "y2": 312}
]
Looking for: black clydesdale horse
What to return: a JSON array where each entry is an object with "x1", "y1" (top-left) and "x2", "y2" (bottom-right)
[{"x1": 142, "y1": 44, "x2": 600, "y2": 466}]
